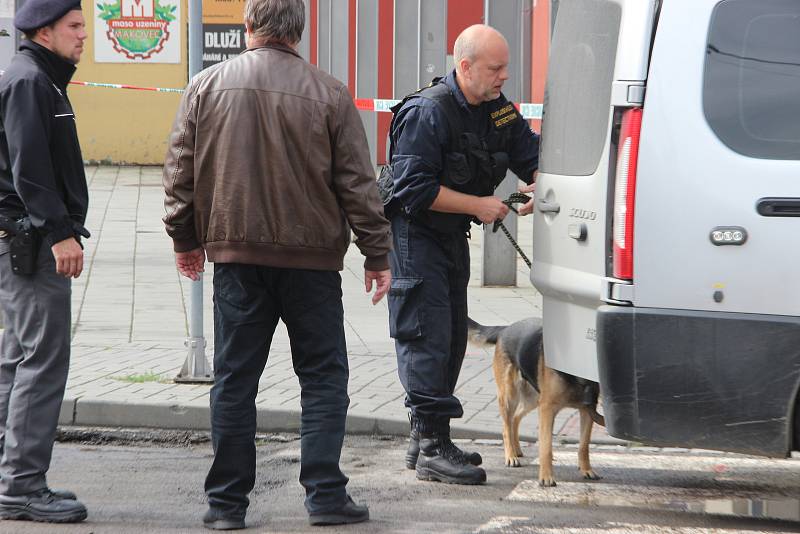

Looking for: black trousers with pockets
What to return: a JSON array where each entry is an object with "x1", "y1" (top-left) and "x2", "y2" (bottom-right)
[{"x1": 388, "y1": 215, "x2": 470, "y2": 426}]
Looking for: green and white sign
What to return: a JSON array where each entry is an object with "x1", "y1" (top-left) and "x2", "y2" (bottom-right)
[{"x1": 95, "y1": 0, "x2": 180, "y2": 63}]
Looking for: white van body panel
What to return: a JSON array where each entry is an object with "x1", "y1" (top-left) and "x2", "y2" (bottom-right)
[
  {"x1": 531, "y1": 0, "x2": 658, "y2": 380},
  {"x1": 633, "y1": 0, "x2": 800, "y2": 315}
]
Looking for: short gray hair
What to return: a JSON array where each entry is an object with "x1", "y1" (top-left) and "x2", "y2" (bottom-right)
[
  {"x1": 244, "y1": 0, "x2": 305, "y2": 45},
  {"x1": 453, "y1": 32, "x2": 477, "y2": 65}
]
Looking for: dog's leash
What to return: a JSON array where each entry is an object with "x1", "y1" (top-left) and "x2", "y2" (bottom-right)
[{"x1": 492, "y1": 193, "x2": 532, "y2": 268}]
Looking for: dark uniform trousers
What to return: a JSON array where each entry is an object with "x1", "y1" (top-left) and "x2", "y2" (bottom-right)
[
  {"x1": 388, "y1": 214, "x2": 470, "y2": 425},
  {"x1": 0, "y1": 239, "x2": 71, "y2": 496},
  {"x1": 206, "y1": 264, "x2": 351, "y2": 516}
]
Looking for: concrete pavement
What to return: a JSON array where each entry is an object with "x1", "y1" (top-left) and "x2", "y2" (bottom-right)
[{"x1": 40, "y1": 165, "x2": 620, "y2": 444}]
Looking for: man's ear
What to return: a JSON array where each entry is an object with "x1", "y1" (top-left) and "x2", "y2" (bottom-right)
[
  {"x1": 244, "y1": 22, "x2": 254, "y2": 46},
  {"x1": 35, "y1": 25, "x2": 52, "y2": 46},
  {"x1": 459, "y1": 58, "x2": 472, "y2": 79}
]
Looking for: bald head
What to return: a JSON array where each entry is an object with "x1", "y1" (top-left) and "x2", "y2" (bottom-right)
[
  {"x1": 453, "y1": 25, "x2": 510, "y2": 105},
  {"x1": 453, "y1": 24, "x2": 508, "y2": 68}
]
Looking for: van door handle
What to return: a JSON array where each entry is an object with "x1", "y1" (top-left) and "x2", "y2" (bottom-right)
[
  {"x1": 756, "y1": 197, "x2": 800, "y2": 217},
  {"x1": 537, "y1": 199, "x2": 561, "y2": 214}
]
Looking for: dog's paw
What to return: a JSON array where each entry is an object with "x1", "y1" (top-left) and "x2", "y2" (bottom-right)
[
  {"x1": 505, "y1": 456, "x2": 522, "y2": 467},
  {"x1": 538, "y1": 477, "x2": 557, "y2": 487},
  {"x1": 581, "y1": 469, "x2": 601, "y2": 481}
]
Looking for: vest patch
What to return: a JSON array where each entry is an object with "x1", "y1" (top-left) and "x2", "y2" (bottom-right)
[{"x1": 491, "y1": 104, "x2": 518, "y2": 128}]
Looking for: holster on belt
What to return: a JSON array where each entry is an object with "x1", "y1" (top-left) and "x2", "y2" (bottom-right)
[{"x1": 0, "y1": 215, "x2": 40, "y2": 276}]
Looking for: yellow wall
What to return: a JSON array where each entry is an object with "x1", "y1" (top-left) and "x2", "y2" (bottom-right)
[{"x1": 71, "y1": 0, "x2": 188, "y2": 164}]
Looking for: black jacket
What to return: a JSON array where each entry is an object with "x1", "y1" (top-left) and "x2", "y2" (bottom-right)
[
  {"x1": 0, "y1": 40, "x2": 88, "y2": 246},
  {"x1": 390, "y1": 70, "x2": 539, "y2": 231}
]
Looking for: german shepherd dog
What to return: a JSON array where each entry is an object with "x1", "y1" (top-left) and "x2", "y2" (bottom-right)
[{"x1": 468, "y1": 317, "x2": 605, "y2": 486}]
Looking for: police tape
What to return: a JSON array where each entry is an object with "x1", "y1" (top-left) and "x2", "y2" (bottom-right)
[
  {"x1": 0, "y1": 71, "x2": 543, "y2": 118},
  {"x1": 354, "y1": 98, "x2": 543, "y2": 120},
  {"x1": 0, "y1": 72, "x2": 185, "y2": 94},
  {"x1": 69, "y1": 80, "x2": 184, "y2": 94}
]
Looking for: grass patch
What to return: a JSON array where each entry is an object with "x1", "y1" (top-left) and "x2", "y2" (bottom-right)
[{"x1": 112, "y1": 370, "x2": 169, "y2": 384}]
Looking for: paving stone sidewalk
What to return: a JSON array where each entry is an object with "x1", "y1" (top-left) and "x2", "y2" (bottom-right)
[{"x1": 40, "y1": 166, "x2": 619, "y2": 444}]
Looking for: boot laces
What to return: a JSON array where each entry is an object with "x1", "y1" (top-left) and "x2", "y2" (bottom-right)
[{"x1": 440, "y1": 438, "x2": 469, "y2": 464}]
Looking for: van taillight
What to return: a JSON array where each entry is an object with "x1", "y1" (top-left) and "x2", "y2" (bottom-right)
[{"x1": 612, "y1": 108, "x2": 643, "y2": 280}]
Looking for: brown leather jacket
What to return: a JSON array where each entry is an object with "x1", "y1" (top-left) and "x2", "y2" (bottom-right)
[{"x1": 163, "y1": 44, "x2": 391, "y2": 272}]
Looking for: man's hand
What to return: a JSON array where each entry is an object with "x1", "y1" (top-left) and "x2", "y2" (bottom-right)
[
  {"x1": 517, "y1": 182, "x2": 536, "y2": 216},
  {"x1": 472, "y1": 196, "x2": 510, "y2": 224},
  {"x1": 175, "y1": 248, "x2": 206, "y2": 281},
  {"x1": 365, "y1": 269, "x2": 391, "y2": 305},
  {"x1": 51, "y1": 237, "x2": 84, "y2": 278}
]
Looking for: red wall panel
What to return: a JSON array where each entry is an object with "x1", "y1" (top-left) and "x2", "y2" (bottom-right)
[
  {"x1": 310, "y1": 0, "x2": 318, "y2": 66},
  {"x1": 348, "y1": 0, "x2": 357, "y2": 96},
  {"x1": 447, "y1": 0, "x2": 484, "y2": 54},
  {"x1": 377, "y1": 0, "x2": 394, "y2": 165},
  {"x1": 530, "y1": 0, "x2": 550, "y2": 131}
]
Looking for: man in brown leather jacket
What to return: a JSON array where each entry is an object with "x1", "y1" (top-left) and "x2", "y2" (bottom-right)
[{"x1": 162, "y1": 0, "x2": 391, "y2": 529}]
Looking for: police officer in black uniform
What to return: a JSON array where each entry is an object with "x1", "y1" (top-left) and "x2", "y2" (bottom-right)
[
  {"x1": 0, "y1": 0, "x2": 89, "y2": 523},
  {"x1": 385, "y1": 24, "x2": 539, "y2": 485}
]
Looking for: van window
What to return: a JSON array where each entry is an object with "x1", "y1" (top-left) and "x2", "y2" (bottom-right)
[
  {"x1": 540, "y1": 0, "x2": 621, "y2": 176},
  {"x1": 704, "y1": 0, "x2": 800, "y2": 160}
]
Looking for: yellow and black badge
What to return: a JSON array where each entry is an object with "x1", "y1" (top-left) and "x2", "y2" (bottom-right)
[{"x1": 491, "y1": 104, "x2": 519, "y2": 129}]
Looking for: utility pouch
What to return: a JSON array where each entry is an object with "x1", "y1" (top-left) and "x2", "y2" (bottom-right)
[
  {"x1": 376, "y1": 165, "x2": 400, "y2": 218},
  {"x1": 9, "y1": 221, "x2": 40, "y2": 276},
  {"x1": 443, "y1": 152, "x2": 471, "y2": 186},
  {"x1": 490, "y1": 152, "x2": 509, "y2": 185}
]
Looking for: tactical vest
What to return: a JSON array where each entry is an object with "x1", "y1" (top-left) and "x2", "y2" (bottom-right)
[{"x1": 380, "y1": 78, "x2": 521, "y2": 233}]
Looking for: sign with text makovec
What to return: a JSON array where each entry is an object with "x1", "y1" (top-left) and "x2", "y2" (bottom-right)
[{"x1": 95, "y1": 0, "x2": 181, "y2": 63}]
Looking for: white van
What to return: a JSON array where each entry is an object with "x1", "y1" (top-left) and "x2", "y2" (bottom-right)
[{"x1": 531, "y1": 0, "x2": 800, "y2": 457}]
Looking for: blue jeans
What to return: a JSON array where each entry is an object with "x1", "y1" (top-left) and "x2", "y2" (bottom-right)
[
  {"x1": 205, "y1": 264, "x2": 350, "y2": 515},
  {"x1": 388, "y1": 215, "x2": 470, "y2": 424}
]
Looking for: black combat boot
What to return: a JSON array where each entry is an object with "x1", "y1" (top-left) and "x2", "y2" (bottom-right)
[
  {"x1": 405, "y1": 415, "x2": 482, "y2": 470},
  {"x1": 415, "y1": 433, "x2": 487, "y2": 485}
]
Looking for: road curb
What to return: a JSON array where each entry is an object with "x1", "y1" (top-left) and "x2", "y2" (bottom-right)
[{"x1": 59, "y1": 397, "x2": 627, "y2": 446}]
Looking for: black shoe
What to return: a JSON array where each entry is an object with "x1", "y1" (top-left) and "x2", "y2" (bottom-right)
[
  {"x1": 406, "y1": 427, "x2": 482, "y2": 470},
  {"x1": 308, "y1": 496, "x2": 369, "y2": 526},
  {"x1": 415, "y1": 434, "x2": 487, "y2": 485},
  {"x1": 203, "y1": 507, "x2": 245, "y2": 530},
  {"x1": 47, "y1": 488, "x2": 77, "y2": 500},
  {"x1": 0, "y1": 489, "x2": 87, "y2": 523}
]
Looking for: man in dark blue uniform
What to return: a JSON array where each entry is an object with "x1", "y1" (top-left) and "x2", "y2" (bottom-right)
[
  {"x1": 386, "y1": 24, "x2": 539, "y2": 485},
  {"x1": 0, "y1": 0, "x2": 89, "y2": 523}
]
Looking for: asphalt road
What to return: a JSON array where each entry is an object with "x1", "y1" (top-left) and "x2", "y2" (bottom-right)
[{"x1": 1, "y1": 430, "x2": 799, "y2": 533}]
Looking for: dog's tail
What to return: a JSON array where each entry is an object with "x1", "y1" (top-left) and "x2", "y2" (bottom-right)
[
  {"x1": 467, "y1": 317, "x2": 507, "y2": 347},
  {"x1": 579, "y1": 379, "x2": 606, "y2": 427},
  {"x1": 588, "y1": 407, "x2": 605, "y2": 427}
]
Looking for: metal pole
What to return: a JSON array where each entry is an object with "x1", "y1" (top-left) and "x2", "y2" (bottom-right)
[
  {"x1": 176, "y1": 0, "x2": 213, "y2": 383},
  {"x1": 188, "y1": 0, "x2": 203, "y2": 78},
  {"x1": 481, "y1": 0, "x2": 530, "y2": 286}
]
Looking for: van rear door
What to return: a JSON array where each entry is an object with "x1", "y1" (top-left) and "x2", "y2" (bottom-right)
[
  {"x1": 634, "y1": 0, "x2": 800, "y2": 316},
  {"x1": 531, "y1": 0, "x2": 658, "y2": 380}
]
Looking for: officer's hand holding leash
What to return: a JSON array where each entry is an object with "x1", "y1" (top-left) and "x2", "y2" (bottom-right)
[
  {"x1": 52, "y1": 237, "x2": 83, "y2": 278},
  {"x1": 517, "y1": 181, "x2": 536, "y2": 216},
  {"x1": 473, "y1": 195, "x2": 510, "y2": 224}
]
